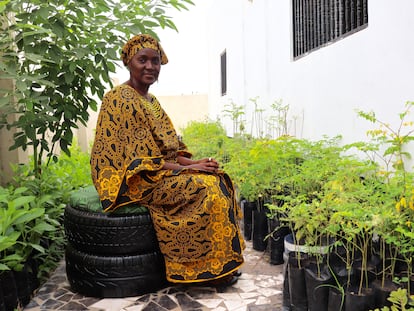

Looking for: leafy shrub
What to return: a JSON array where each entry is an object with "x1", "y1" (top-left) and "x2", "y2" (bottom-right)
[
  {"x1": 181, "y1": 119, "x2": 230, "y2": 162},
  {"x1": 2, "y1": 142, "x2": 92, "y2": 282}
]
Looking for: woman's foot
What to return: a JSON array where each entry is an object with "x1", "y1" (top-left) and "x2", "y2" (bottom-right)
[
  {"x1": 233, "y1": 270, "x2": 242, "y2": 277},
  {"x1": 204, "y1": 275, "x2": 238, "y2": 288}
]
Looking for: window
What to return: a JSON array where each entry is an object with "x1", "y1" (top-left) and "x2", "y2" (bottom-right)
[
  {"x1": 220, "y1": 50, "x2": 227, "y2": 96},
  {"x1": 292, "y1": 0, "x2": 368, "y2": 59}
]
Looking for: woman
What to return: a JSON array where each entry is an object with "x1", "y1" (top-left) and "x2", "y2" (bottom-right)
[{"x1": 90, "y1": 34, "x2": 245, "y2": 286}]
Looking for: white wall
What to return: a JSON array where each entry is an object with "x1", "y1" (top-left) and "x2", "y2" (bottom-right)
[{"x1": 207, "y1": 0, "x2": 414, "y2": 145}]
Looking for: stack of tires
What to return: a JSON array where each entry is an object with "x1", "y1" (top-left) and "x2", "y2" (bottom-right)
[{"x1": 64, "y1": 186, "x2": 167, "y2": 298}]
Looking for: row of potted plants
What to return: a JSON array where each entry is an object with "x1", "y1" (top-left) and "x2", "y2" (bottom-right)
[{"x1": 182, "y1": 101, "x2": 414, "y2": 310}]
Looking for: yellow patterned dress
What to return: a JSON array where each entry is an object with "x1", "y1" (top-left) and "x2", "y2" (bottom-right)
[{"x1": 91, "y1": 84, "x2": 245, "y2": 283}]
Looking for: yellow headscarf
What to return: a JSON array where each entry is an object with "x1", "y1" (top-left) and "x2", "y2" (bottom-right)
[{"x1": 121, "y1": 34, "x2": 168, "y2": 66}]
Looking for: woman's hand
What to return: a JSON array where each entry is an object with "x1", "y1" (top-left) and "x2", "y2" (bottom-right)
[
  {"x1": 174, "y1": 156, "x2": 219, "y2": 173},
  {"x1": 190, "y1": 157, "x2": 219, "y2": 172}
]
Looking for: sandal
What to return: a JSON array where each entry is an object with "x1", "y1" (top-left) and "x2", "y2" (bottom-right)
[{"x1": 233, "y1": 270, "x2": 242, "y2": 277}]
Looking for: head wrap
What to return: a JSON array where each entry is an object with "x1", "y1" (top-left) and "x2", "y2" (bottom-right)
[{"x1": 121, "y1": 34, "x2": 168, "y2": 66}]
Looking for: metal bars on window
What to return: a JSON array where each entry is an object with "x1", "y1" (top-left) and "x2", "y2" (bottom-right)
[{"x1": 293, "y1": 0, "x2": 368, "y2": 58}]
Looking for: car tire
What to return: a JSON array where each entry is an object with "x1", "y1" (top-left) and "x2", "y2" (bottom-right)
[
  {"x1": 64, "y1": 204, "x2": 159, "y2": 255},
  {"x1": 65, "y1": 243, "x2": 167, "y2": 298}
]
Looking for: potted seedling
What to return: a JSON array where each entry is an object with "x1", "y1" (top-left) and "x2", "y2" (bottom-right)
[
  {"x1": 0, "y1": 186, "x2": 56, "y2": 310},
  {"x1": 356, "y1": 101, "x2": 414, "y2": 306}
]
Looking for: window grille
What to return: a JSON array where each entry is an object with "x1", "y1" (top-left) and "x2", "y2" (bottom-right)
[{"x1": 293, "y1": 0, "x2": 368, "y2": 58}]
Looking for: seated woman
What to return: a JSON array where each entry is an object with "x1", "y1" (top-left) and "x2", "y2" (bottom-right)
[{"x1": 90, "y1": 33, "x2": 245, "y2": 286}]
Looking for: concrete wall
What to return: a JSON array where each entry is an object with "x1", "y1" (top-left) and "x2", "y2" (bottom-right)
[
  {"x1": 0, "y1": 116, "x2": 28, "y2": 185},
  {"x1": 157, "y1": 94, "x2": 209, "y2": 134},
  {"x1": 0, "y1": 79, "x2": 29, "y2": 185}
]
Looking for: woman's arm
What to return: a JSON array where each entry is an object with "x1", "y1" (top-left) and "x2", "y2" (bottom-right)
[{"x1": 177, "y1": 155, "x2": 196, "y2": 166}]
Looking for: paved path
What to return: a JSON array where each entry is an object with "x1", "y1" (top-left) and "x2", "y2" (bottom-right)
[{"x1": 24, "y1": 240, "x2": 285, "y2": 311}]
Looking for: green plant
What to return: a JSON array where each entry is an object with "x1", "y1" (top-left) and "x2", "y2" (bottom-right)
[
  {"x1": 180, "y1": 119, "x2": 229, "y2": 162},
  {"x1": 0, "y1": 0, "x2": 194, "y2": 178},
  {"x1": 268, "y1": 136, "x2": 385, "y2": 285},
  {"x1": 12, "y1": 140, "x2": 92, "y2": 197},
  {"x1": 39, "y1": 140, "x2": 93, "y2": 189},
  {"x1": 5, "y1": 142, "x2": 92, "y2": 281},
  {"x1": 0, "y1": 186, "x2": 55, "y2": 272},
  {"x1": 272, "y1": 136, "x2": 344, "y2": 208},
  {"x1": 356, "y1": 101, "x2": 414, "y2": 294},
  {"x1": 249, "y1": 96, "x2": 266, "y2": 138},
  {"x1": 222, "y1": 99, "x2": 246, "y2": 137},
  {"x1": 266, "y1": 98, "x2": 290, "y2": 138},
  {"x1": 223, "y1": 136, "x2": 300, "y2": 202},
  {"x1": 268, "y1": 136, "x2": 345, "y2": 225},
  {"x1": 325, "y1": 157, "x2": 385, "y2": 291}
]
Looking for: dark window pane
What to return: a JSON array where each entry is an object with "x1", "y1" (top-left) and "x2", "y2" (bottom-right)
[{"x1": 220, "y1": 50, "x2": 227, "y2": 96}]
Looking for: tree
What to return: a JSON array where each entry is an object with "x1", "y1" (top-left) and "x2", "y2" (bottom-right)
[{"x1": 0, "y1": 0, "x2": 193, "y2": 177}]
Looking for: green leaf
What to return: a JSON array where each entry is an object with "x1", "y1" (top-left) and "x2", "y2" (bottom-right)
[
  {"x1": 21, "y1": 27, "x2": 53, "y2": 38},
  {"x1": 0, "y1": 263, "x2": 11, "y2": 271},
  {"x1": 9, "y1": 195, "x2": 36, "y2": 209},
  {"x1": 64, "y1": 72, "x2": 75, "y2": 84},
  {"x1": 0, "y1": 0, "x2": 10, "y2": 14},
  {"x1": 32, "y1": 222, "x2": 56, "y2": 233},
  {"x1": 28, "y1": 243, "x2": 46, "y2": 254},
  {"x1": 0, "y1": 234, "x2": 20, "y2": 252},
  {"x1": 13, "y1": 207, "x2": 44, "y2": 225},
  {"x1": 37, "y1": 6, "x2": 50, "y2": 20},
  {"x1": 24, "y1": 52, "x2": 51, "y2": 63},
  {"x1": 50, "y1": 17, "x2": 65, "y2": 37}
]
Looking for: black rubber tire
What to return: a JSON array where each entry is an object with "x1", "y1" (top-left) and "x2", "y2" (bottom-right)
[
  {"x1": 64, "y1": 204, "x2": 159, "y2": 255},
  {"x1": 65, "y1": 243, "x2": 167, "y2": 298}
]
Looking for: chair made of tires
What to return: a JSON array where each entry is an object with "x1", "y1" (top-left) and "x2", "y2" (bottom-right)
[{"x1": 64, "y1": 186, "x2": 167, "y2": 298}]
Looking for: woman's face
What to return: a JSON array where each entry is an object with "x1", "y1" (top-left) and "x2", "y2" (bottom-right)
[{"x1": 128, "y1": 48, "x2": 161, "y2": 87}]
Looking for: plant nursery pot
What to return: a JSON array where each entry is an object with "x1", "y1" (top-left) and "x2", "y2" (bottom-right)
[
  {"x1": 328, "y1": 287, "x2": 345, "y2": 311},
  {"x1": 411, "y1": 276, "x2": 414, "y2": 295},
  {"x1": 304, "y1": 262, "x2": 333, "y2": 311},
  {"x1": 27, "y1": 257, "x2": 40, "y2": 293},
  {"x1": 329, "y1": 247, "x2": 355, "y2": 290},
  {"x1": 268, "y1": 217, "x2": 290, "y2": 265},
  {"x1": 287, "y1": 252, "x2": 308, "y2": 311},
  {"x1": 0, "y1": 271, "x2": 18, "y2": 311},
  {"x1": 13, "y1": 268, "x2": 31, "y2": 307},
  {"x1": 371, "y1": 279, "x2": 399, "y2": 308},
  {"x1": 252, "y1": 208, "x2": 268, "y2": 251},
  {"x1": 242, "y1": 200, "x2": 256, "y2": 241},
  {"x1": 352, "y1": 256, "x2": 380, "y2": 286},
  {"x1": 404, "y1": 273, "x2": 414, "y2": 295},
  {"x1": 0, "y1": 282, "x2": 5, "y2": 311},
  {"x1": 344, "y1": 287, "x2": 375, "y2": 311},
  {"x1": 397, "y1": 272, "x2": 414, "y2": 295},
  {"x1": 330, "y1": 264, "x2": 355, "y2": 291},
  {"x1": 393, "y1": 255, "x2": 409, "y2": 275},
  {"x1": 282, "y1": 267, "x2": 291, "y2": 310}
]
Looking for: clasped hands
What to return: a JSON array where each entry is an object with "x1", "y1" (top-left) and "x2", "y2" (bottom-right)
[
  {"x1": 171, "y1": 155, "x2": 220, "y2": 173},
  {"x1": 194, "y1": 157, "x2": 219, "y2": 173}
]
